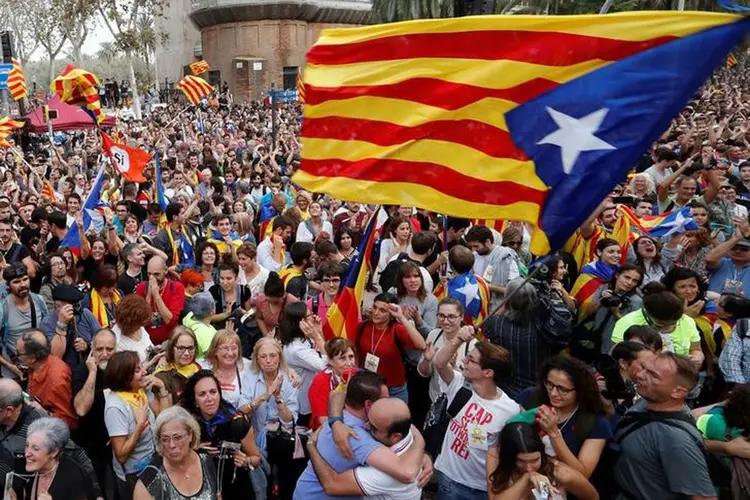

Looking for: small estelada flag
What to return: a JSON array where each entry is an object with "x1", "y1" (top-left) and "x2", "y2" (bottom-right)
[
  {"x1": 101, "y1": 132, "x2": 150, "y2": 183},
  {"x1": 190, "y1": 60, "x2": 210, "y2": 75}
]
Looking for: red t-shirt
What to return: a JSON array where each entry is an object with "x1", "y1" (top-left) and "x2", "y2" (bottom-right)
[
  {"x1": 355, "y1": 322, "x2": 416, "y2": 387},
  {"x1": 136, "y1": 279, "x2": 186, "y2": 344},
  {"x1": 308, "y1": 369, "x2": 335, "y2": 430}
]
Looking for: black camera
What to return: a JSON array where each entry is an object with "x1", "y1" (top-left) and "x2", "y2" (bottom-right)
[{"x1": 600, "y1": 292, "x2": 624, "y2": 308}]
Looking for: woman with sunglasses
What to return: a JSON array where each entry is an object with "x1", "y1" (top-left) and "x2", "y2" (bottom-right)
[
  {"x1": 611, "y1": 284, "x2": 704, "y2": 368},
  {"x1": 517, "y1": 356, "x2": 612, "y2": 479}
]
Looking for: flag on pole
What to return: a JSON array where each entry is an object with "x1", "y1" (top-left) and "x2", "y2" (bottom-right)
[
  {"x1": 297, "y1": 72, "x2": 305, "y2": 104},
  {"x1": 0, "y1": 117, "x2": 23, "y2": 145},
  {"x1": 40, "y1": 180, "x2": 56, "y2": 200},
  {"x1": 293, "y1": 12, "x2": 750, "y2": 256},
  {"x1": 323, "y1": 208, "x2": 386, "y2": 341},
  {"x1": 50, "y1": 65, "x2": 105, "y2": 124},
  {"x1": 189, "y1": 60, "x2": 210, "y2": 75},
  {"x1": 176, "y1": 75, "x2": 214, "y2": 106},
  {"x1": 101, "y1": 132, "x2": 150, "y2": 183},
  {"x1": 60, "y1": 165, "x2": 109, "y2": 257},
  {"x1": 8, "y1": 59, "x2": 27, "y2": 101}
]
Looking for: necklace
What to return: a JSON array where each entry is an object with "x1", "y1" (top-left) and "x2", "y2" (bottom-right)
[{"x1": 557, "y1": 406, "x2": 579, "y2": 432}]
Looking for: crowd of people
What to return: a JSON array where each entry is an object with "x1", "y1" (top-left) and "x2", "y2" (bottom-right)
[{"x1": 0, "y1": 64, "x2": 748, "y2": 500}]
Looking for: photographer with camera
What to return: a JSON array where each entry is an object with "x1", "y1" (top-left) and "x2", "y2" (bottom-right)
[{"x1": 40, "y1": 283, "x2": 102, "y2": 372}]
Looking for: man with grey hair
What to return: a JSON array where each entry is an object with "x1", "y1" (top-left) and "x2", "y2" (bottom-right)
[
  {"x1": 181, "y1": 292, "x2": 217, "y2": 357},
  {"x1": 16, "y1": 329, "x2": 77, "y2": 431},
  {"x1": 0, "y1": 378, "x2": 100, "y2": 497},
  {"x1": 118, "y1": 242, "x2": 146, "y2": 295}
]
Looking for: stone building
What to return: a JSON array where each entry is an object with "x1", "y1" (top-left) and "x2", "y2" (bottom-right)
[{"x1": 176, "y1": 0, "x2": 372, "y2": 102}]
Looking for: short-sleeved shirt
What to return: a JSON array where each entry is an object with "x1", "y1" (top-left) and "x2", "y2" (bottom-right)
[
  {"x1": 28, "y1": 356, "x2": 78, "y2": 430},
  {"x1": 434, "y1": 371, "x2": 521, "y2": 492},
  {"x1": 354, "y1": 432, "x2": 422, "y2": 500},
  {"x1": 135, "y1": 279, "x2": 185, "y2": 344},
  {"x1": 39, "y1": 310, "x2": 101, "y2": 372},
  {"x1": 307, "y1": 370, "x2": 335, "y2": 430},
  {"x1": 293, "y1": 411, "x2": 382, "y2": 500},
  {"x1": 708, "y1": 258, "x2": 750, "y2": 297},
  {"x1": 418, "y1": 329, "x2": 476, "y2": 402},
  {"x1": 0, "y1": 243, "x2": 30, "y2": 266},
  {"x1": 355, "y1": 322, "x2": 418, "y2": 387},
  {"x1": 104, "y1": 391, "x2": 156, "y2": 481},
  {"x1": 0, "y1": 294, "x2": 48, "y2": 377},
  {"x1": 118, "y1": 269, "x2": 145, "y2": 295},
  {"x1": 611, "y1": 309, "x2": 700, "y2": 356},
  {"x1": 80, "y1": 254, "x2": 118, "y2": 283},
  {"x1": 72, "y1": 366, "x2": 108, "y2": 460},
  {"x1": 614, "y1": 401, "x2": 716, "y2": 500}
]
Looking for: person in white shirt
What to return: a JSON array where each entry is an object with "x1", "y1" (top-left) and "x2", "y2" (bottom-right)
[
  {"x1": 305, "y1": 397, "x2": 423, "y2": 500},
  {"x1": 257, "y1": 215, "x2": 294, "y2": 272},
  {"x1": 465, "y1": 225, "x2": 520, "y2": 311},
  {"x1": 417, "y1": 297, "x2": 477, "y2": 403},
  {"x1": 432, "y1": 326, "x2": 521, "y2": 499}
]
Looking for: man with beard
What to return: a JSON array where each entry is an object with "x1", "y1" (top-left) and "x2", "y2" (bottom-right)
[
  {"x1": 0, "y1": 265, "x2": 48, "y2": 378},
  {"x1": 73, "y1": 328, "x2": 117, "y2": 497},
  {"x1": 0, "y1": 219, "x2": 36, "y2": 279},
  {"x1": 613, "y1": 352, "x2": 716, "y2": 500},
  {"x1": 465, "y1": 225, "x2": 520, "y2": 311}
]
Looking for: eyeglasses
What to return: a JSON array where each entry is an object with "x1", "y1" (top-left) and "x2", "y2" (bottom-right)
[
  {"x1": 218, "y1": 345, "x2": 239, "y2": 353},
  {"x1": 159, "y1": 432, "x2": 189, "y2": 445},
  {"x1": 544, "y1": 380, "x2": 576, "y2": 396},
  {"x1": 175, "y1": 345, "x2": 196, "y2": 353},
  {"x1": 437, "y1": 313, "x2": 461, "y2": 321},
  {"x1": 322, "y1": 278, "x2": 341, "y2": 284}
]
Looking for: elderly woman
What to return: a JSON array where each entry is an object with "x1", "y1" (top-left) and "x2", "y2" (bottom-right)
[
  {"x1": 104, "y1": 351, "x2": 170, "y2": 498},
  {"x1": 280, "y1": 302, "x2": 327, "y2": 428},
  {"x1": 239, "y1": 337, "x2": 299, "y2": 499},
  {"x1": 82, "y1": 264, "x2": 122, "y2": 328},
  {"x1": 625, "y1": 172, "x2": 657, "y2": 203},
  {"x1": 199, "y1": 330, "x2": 252, "y2": 408},
  {"x1": 179, "y1": 370, "x2": 260, "y2": 500},
  {"x1": 14, "y1": 417, "x2": 98, "y2": 500},
  {"x1": 182, "y1": 292, "x2": 217, "y2": 357},
  {"x1": 113, "y1": 294, "x2": 155, "y2": 363},
  {"x1": 154, "y1": 327, "x2": 202, "y2": 401},
  {"x1": 134, "y1": 406, "x2": 219, "y2": 500}
]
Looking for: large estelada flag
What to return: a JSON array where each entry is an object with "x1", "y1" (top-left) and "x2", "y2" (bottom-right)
[
  {"x1": 293, "y1": 12, "x2": 750, "y2": 256},
  {"x1": 101, "y1": 132, "x2": 149, "y2": 183},
  {"x1": 50, "y1": 65, "x2": 105, "y2": 124},
  {"x1": 176, "y1": 75, "x2": 214, "y2": 106},
  {"x1": 8, "y1": 58, "x2": 27, "y2": 101}
]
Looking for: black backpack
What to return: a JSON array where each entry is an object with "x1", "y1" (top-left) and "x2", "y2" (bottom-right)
[
  {"x1": 378, "y1": 253, "x2": 412, "y2": 292},
  {"x1": 423, "y1": 386, "x2": 472, "y2": 460}
]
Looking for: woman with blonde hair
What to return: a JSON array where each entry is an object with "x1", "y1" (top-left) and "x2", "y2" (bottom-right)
[
  {"x1": 234, "y1": 212, "x2": 257, "y2": 245},
  {"x1": 154, "y1": 327, "x2": 202, "y2": 401},
  {"x1": 134, "y1": 406, "x2": 219, "y2": 500},
  {"x1": 239, "y1": 336, "x2": 299, "y2": 500},
  {"x1": 625, "y1": 172, "x2": 657, "y2": 203},
  {"x1": 198, "y1": 329, "x2": 252, "y2": 409}
]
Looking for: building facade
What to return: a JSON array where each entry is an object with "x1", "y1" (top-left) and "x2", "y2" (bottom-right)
[
  {"x1": 187, "y1": 0, "x2": 371, "y2": 101},
  {"x1": 154, "y1": 0, "x2": 203, "y2": 88}
]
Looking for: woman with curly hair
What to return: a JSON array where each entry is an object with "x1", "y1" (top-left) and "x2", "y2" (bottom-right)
[
  {"x1": 517, "y1": 356, "x2": 612, "y2": 479},
  {"x1": 113, "y1": 294, "x2": 155, "y2": 363},
  {"x1": 488, "y1": 422, "x2": 598, "y2": 500}
]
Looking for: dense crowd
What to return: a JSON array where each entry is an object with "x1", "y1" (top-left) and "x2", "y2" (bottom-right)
[{"x1": 0, "y1": 66, "x2": 748, "y2": 500}]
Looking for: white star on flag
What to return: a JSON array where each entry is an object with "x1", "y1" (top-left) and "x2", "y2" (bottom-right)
[
  {"x1": 660, "y1": 210, "x2": 692, "y2": 237},
  {"x1": 456, "y1": 278, "x2": 479, "y2": 307},
  {"x1": 537, "y1": 107, "x2": 616, "y2": 174}
]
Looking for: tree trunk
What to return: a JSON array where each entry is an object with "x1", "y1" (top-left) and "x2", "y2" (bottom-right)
[
  {"x1": 72, "y1": 43, "x2": 83, "y2": 67},
  {"x1": 127, "y1": 51, "x2": 142, "y2": 119},
  {"x1": 599, "y1": 0, "x2": 616, "y2": 13},
  {"x1": 48, "y1": 58, "x2": 55, "y2": 86}
]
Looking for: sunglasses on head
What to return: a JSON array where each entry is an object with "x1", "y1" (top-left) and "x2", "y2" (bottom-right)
[{"x1": 4, "y1": 266, "x2": 27, "y2": 282}]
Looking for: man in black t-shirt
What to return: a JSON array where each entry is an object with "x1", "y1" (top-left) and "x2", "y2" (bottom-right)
[
  {"x1": 118, "y1": 243, "x2": 146, "y2": 295},
  {"x1": 0, "y1": 219, "x2": 34, "y2": 278}
]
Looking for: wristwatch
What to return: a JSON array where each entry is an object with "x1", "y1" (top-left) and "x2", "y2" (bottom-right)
[{"x1": 328, "y1": 416, "x2": 344, "y2": 428}]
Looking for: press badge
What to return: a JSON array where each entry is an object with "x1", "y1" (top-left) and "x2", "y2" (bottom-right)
[
  {"x1": 483, "y1": 264, "x2": 495, "y2": 282},
  {"x1": 468, "y1": 424, "x2": 488, "y2": 450},
  {"x1": 364, "y1": 353, "x2": 380, "y2": 373}
]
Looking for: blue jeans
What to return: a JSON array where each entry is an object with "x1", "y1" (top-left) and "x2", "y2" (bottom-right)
[
  {"x1": 388, "y1": 384, "x2": 409, "y2": 404},
  {"x1": 437, "y1": 470, "x2": 486, "y2": 500}
]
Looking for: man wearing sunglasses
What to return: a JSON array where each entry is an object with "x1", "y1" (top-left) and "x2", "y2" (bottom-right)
[{"x1": 706, "y1": 217, "x2": 750, "y2": 297}]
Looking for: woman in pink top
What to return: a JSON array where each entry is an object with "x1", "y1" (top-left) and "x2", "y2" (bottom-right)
[
  {"x1": 307, "y1": 262, "x2": 347, "y2": 339},
  {"x1": 254, "y1": 272, "x2": 298, "y2": 337}
]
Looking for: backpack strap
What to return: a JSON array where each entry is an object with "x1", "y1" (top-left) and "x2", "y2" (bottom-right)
[
  {"x1": 616, "y1": 411, "x2": 703, "y2": 450},
  {"x1": 446, "y1": 386, "x2": 473, "y2": 419}
]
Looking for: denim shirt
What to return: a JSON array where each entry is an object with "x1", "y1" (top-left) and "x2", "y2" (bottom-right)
[{"x1": 240, "y1": 369, "x2": 299, "y2": 436}]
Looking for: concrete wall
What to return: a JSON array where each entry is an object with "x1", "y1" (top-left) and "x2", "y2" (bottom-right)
[{"x1": 154, "y1": 0, "x2": 203, "y2": 85}]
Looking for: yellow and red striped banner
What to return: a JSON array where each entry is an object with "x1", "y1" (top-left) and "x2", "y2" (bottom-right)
[
  {"x1": 292, "y1": 12, "x2": 743, "y2": 256},
  {"x1": 727, "y1": 53, "x2": 738, "y2": 68},
  {"x1": 40, "y1": 180, "x2": 56, "y2": 200},
  {"x1": 8, "y1": 58, "x2": 27, "y2": 101},
  {"x1": 176, "y1": 75, "x2": 214, "y2": 106},
  {"x1": 50, "y1": 65, "x2": 104, "y2": 124},
  {"x1": 297, "y1": 72, "x2": 305, "y2": 104},
  {"x1": 190, "y1": 60, "x2": 210, "y2": 75},
  {"x1": 0, "y1": 117, "x2": 24, "y2": 142}
]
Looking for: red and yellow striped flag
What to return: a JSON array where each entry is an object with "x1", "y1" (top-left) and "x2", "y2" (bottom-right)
[
  {"x1": 8, "y1": 58, "x2": 27, "y2": 101},
  {"x1": 40, "y1": 180, "x2": 56, "y2": 200},
  {"x1": 0, "y1": 117, "x2": 24, "y2": 143},
  {"x1": 292, "y1": 12, "x2": 748, "y2": 256},
  {"x1": 297, "y1": 72, "x2": 305, "y2": 104},
  {"x1": 176, "y1": 75, "x2": 214, "y2": 106},
  {"x1": 50, "y1": 65, "x2": 104, "y2": 124},
  {"x1": 189, "y1": 60, "x2": 210, "y2": 75},
  {"x1": 471, "y1": 219, "x2": 509, "y2": 234},
  {"x1": 727, "y1": 53, "x2": 738, "y2": 68}
]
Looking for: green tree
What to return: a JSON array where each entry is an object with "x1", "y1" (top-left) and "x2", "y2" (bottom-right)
[{"x1": 53, "y1": 0, "x2": 98, "y2": 67}]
